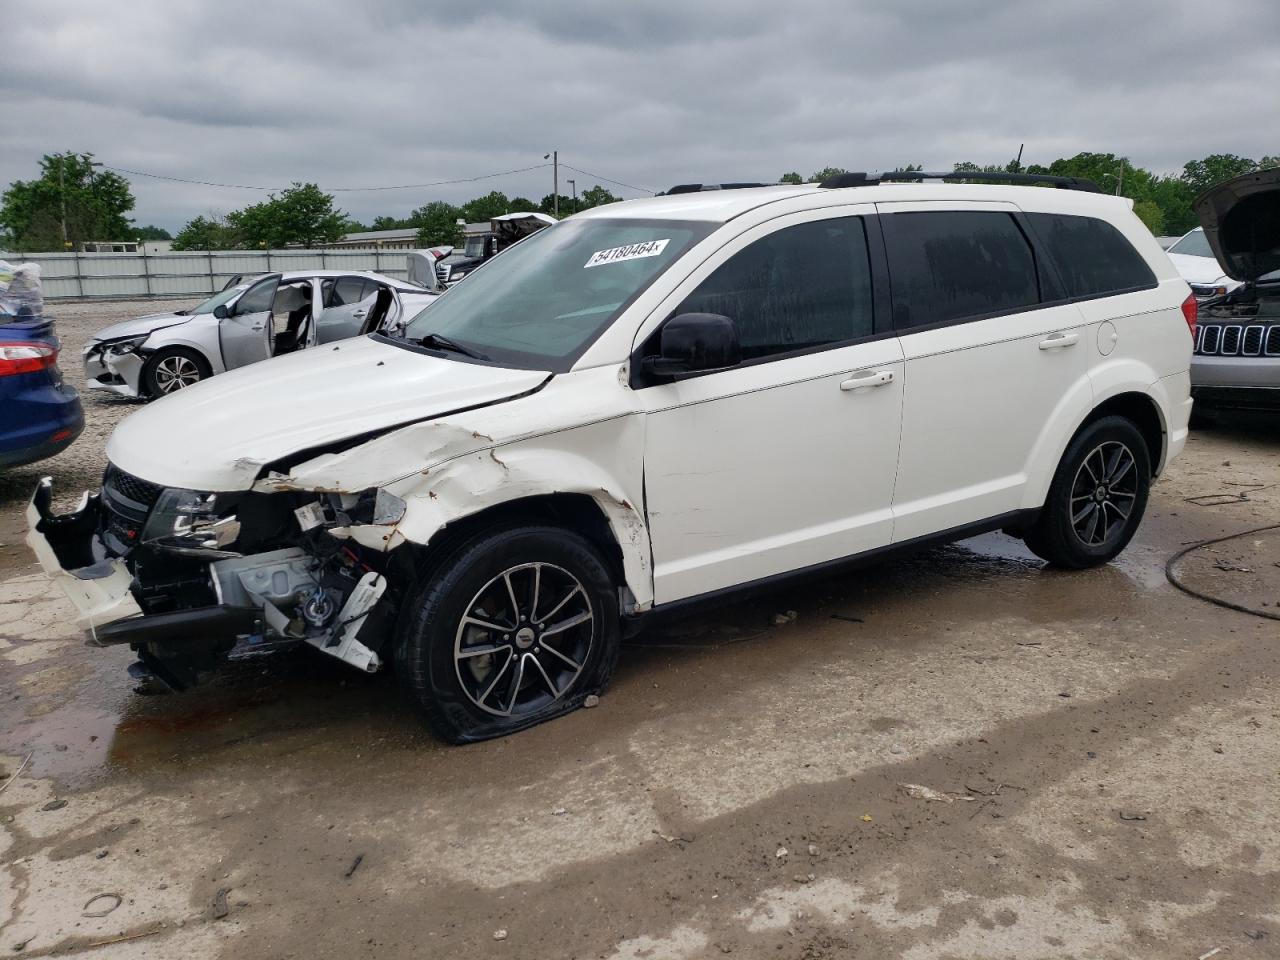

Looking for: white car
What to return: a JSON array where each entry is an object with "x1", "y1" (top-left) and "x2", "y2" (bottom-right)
[
  {"x1": 82, "y1": 270, "x2": 438, "y2": 399},
  {"x1": 1165, "y1": 226, "x2": 1243, "y2": 301},
  {"x1": 30, "y1": 171, "x2": 1193, "y2": 742}
]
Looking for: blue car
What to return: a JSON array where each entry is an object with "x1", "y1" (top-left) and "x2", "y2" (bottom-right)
[{"x1": 0, "y1": 313, "x2": 84, "y2": 468}]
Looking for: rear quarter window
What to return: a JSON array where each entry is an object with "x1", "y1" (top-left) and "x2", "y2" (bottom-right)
[{"x1": 1026, "y1": 213, "x2": 1156, "y2": 300}]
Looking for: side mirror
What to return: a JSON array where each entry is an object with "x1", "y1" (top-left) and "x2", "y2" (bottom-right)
[
  {"x1": 642, "y1": 313, "x2": 741, "y2": 378},
  {"x1": 213, "y1": 304, "x2": 229, "y2": 319}
]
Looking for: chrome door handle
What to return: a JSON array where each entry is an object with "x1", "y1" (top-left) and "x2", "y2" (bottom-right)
[
  {"x1": 1039, "y1": 332, "x2": 1079, "y2": 350},
  {"x1": 840, "y1": 369, "x2": 895, "y2": 391},
  {"x1": 352, "y1": 310, "x2": 367, "y2": 320}
]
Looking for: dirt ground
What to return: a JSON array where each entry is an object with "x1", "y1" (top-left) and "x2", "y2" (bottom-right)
[{"x1": 2, "y1": 299, "x2": 1279, "y2": 959}]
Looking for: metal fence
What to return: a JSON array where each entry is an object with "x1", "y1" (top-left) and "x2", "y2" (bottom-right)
[{"x1": 0, "y1": 248, "x2": 416, "y2": 301}]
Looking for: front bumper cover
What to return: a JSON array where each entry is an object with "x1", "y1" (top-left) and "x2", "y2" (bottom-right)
[{"x1": 27, "y1": 478, "x2": 142, "y2": 631}]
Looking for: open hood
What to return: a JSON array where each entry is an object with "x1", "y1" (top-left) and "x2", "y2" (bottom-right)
[
  {"x1": 492, "y1": 211, "x2": 556, "y2": 245},
  {"x1": 1194, "y1": 167, "x2": 1280, "y2": 282},
  {"x1": 106, "y1": 335, "x2": 549, "y2": 491}
]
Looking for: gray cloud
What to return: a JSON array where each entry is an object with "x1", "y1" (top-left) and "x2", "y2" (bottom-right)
[{"x1": 5, "y1": 0, "x2": 1278, "y2": 232}]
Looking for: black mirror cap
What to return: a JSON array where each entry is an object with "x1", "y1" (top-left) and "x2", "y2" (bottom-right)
[
  {"x1": 213, "y1": 304, "x2": 229, "y2": 319},
  {"x1": 644, "y1": 312, "x2": 741, "y2": 377}
]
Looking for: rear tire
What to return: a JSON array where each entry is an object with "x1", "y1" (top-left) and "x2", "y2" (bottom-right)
[
  {"x1": 1024, "y1": 416, "x2": 1151, "y2": 569},
  {"x1": 395, "y1": 525, "x2": 621, "y2": 743},
  {"x1": 142, "y1": 347, "x2": 210, "y2": 398}
]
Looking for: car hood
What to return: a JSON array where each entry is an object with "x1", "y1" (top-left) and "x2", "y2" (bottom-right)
[
  {"x1": 90, "y1": 312, "x2": 190, "y2": 343},
  {"x1": 1194, "y1": 167, "x2": 1280, "y2": 282},
  {"x1": 1165, "y1": 252, "x2": 1230, "y2": 285},
  {"x1": 107, "y1": 335, "x2": 550, "y2": 491}
]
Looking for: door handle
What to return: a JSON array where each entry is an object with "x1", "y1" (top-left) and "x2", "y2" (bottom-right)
[
  {"x1": 352, "y1": 310, "x2": 367, "y2": 320},
  {"x1": 840, "y1": 369, "x2": 895, "y2": 391},
  {"x1": 1038, "y1": 332, "x2": 1079, "y2": 350}
]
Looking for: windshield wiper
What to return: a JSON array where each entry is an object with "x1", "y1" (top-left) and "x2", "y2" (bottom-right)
[{"x1": 416, "y1": 332, "x2": 491, "y2": 361}]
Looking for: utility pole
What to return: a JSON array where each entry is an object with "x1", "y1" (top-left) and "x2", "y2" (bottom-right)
[
  {"x1": 568, "y1": 179, "x2": 577, "y2": 214},
  {"x1": 544, "y1": 151, "x2": 558, "y2": 217},
  {"x1": 58, "y1": 153, "x2": 68, "y2": 249},
  {"x1": 1116, "y1": 158, "x2": 1125, "y2": 196}
]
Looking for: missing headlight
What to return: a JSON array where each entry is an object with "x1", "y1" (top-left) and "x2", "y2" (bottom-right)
[{"x1": 142, "y1": 489, "x2": 242, "y2": 557}]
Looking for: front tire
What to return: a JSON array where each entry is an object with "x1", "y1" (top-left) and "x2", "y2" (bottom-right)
[
  {"x1": 142, "y1": 347, "x2": 210, "y2": 398},
  {"x1": 396, "y1": 525, "x2": 621, "y2": 743},
  {"x1": 1024, "y1": 415, "x2": 1151, "y2": 569}
]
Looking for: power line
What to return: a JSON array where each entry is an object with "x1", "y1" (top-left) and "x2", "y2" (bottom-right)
[
  {"x1": 559, "y1": 164, "x2": 655, "y2": 195},
  {"x1": 101, "y1": 162, "x2": 555, "y2": 193}
]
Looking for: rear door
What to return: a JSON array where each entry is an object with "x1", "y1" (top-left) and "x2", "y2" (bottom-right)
[
  {"x1": 878, "y1": 203, "x2": 1090, "y2": 542},
  {"x1": 316, "y1": 276, "x2": 376, "y2": 343},
  {"x1": 219, "y1": 274, "x2": 279, "y2": 370},
  {"x1": 638, "y1": 207, "x2": 905, "y2": 603}
]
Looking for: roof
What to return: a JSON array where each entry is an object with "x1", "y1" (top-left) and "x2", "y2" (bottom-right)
[
  {"x1": 572, "y1": 181, "x2": 1133, "y2": 224},
  {"x1": 339, "y1": 228, "x2": 420, "y2": 242}
]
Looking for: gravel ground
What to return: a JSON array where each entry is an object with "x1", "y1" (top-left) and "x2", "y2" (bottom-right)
[{"x1": 1, "y1": 300, "x2": 1278, "y2": 959}]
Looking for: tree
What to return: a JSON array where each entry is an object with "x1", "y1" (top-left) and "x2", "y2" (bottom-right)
[
  {"x1": 0, "y1": 152, "x2": 135, "y2": 251},
  {"x1": 809, "y1": 167, "x2": 848, "y2": 183},
  {"x1": 578, "y1": 185, "x2": 620, "y2": 210},
  {"x1": 409, "y1": 201, "x2": 462, "y2": 247},
  {"x1": 1131, "y1": 199, "x2": 1165, "y2": 235},
  {"x1": 1181, "y1": 154, "x2": 1259, "y2": 196},
  {"x1": 538, "y1": 194, "x2": 574, "y2": 217},
  {"x1": 508, "y1": 196, "x2": 536, "y2": 212},
  {"x1": 132, "y1": 224, "x2": 171, "y2": 241},
  {"x1": 171, "y1": 214, "x2": 242, "y2": 251},
  {"x1": 225, "y1": 182, "x2": 346, "y2": 248},
  {"x1": 778, "y1": 172, "x2": 804, "y2": 185},
  {"x1": 460, "y1": 191, "x2": 511, "y2": 223},
  {"x1": 370, "y1": 215, "x2": 410, "y2": 230}
]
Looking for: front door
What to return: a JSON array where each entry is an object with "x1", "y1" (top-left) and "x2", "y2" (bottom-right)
[
  {"x1": 219, "y1": 273, "x2": 279, "y2": 370},
  {"x1": 638, "y1": 210, "x2": 904, "y2": 604},
  {"x1": 877, "y1": 203, "x2": 1090, "y2": 541}
]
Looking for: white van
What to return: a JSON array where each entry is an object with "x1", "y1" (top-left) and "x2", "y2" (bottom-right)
[{"x1": 30, "y1": 171, "x2": 1194, "y2": 742}]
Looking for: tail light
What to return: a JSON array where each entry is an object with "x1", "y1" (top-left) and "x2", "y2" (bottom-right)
[
  {"x1": 0, "y1": 342, "x2": 58, "y2": 377},
  {"x1": 1180, "y1": 292, "x2": 1198, "y2": 341}
]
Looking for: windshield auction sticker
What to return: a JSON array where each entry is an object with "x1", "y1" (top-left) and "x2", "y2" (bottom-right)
[{"x1": 584, "y1": 239, "x2": 670, "y2": 268}]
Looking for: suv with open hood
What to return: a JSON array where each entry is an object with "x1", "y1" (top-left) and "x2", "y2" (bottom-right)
[
  {"x1": 28, "y1": 171, "x2": 1193, "y2": 743},
  {"x1": 1188, "y1": 167, "x2": 1280, "y2": 410}
]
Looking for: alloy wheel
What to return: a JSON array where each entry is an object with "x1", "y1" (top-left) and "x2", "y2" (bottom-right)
[
  {"x1": 1069, "y1": 440, "x2": 1138, "y2": 547},
  {"x1": 153, "y1": 355, "x2": 202, "y2": 393},
  {"x1": 453, "y1": 562, "x2": 595, "y2": 717}
]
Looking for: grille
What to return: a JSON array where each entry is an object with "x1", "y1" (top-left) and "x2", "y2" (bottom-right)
[
  {"x1": 435, "y1": 261, "x2": 449, "y2": 285},
  {"x1": 1195, "y1": 323, "x2": 1280, "y2": 358},
  {"x1": 104, "y1": 464, "x2": 163, "y2": 506}
]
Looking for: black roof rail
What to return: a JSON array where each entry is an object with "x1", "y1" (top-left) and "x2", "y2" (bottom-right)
[
  {"x1": 662, "y1": 182, "x2": 770, "y2": 195},
  {"x1": 818, "y1": 170, "x2": 1102, "y2": 193}
]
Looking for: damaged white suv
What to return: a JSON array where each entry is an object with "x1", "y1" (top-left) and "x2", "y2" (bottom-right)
[{"x1": 29, "y1": 172, "x2": 1194, "y2": 743}]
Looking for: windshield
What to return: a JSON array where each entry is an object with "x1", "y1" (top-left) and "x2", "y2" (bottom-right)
[
  {"x1": 190, "y1": 284, "x2": 249, "y2": 314},
  {"x1": 401, "y1": 218, "x2": 713, "y2": 370},
  {"x1": 464, "y1": 237, "x2": 487, "y2": 257},
  {"x1": 1169, "y1": 229, "x2": 1214, "y2": 258}
]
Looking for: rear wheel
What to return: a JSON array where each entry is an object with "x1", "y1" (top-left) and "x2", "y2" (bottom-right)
[
  {"x1": 1024, "y1": 415, "x2": 1151, "y2": 569},
  {"x1": 142, "y1": 347, "x2": 210, "y2": 398},
  {"x1": 396, "y1": 525, "x2": 621, "y2": 743}
]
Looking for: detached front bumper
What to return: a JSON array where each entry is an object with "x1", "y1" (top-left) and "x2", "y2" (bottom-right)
[
  {"x1": 26, "y1": 478, "x2": 142, "y2": 631},
  {"x1": 83, "y1": 344, "x2": 144, "y2": 398}
]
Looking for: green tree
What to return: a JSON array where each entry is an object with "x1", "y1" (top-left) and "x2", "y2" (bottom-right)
[
  {"x1": 170, "y1": 214, "x2": 242, "y2": 251},
  {"x1": 1181, "y1": 154, "x2": 1258, "y2": 196},
  {"x1": 370, "y1": 215, "x2": 410, "y2": 230},
  {"x1": 809, "y1": 166, "x2": 848, "y2": 183},
  {"x1": 460, "y1": 191, "x2": 511, "y2": 223},
  {"x1": 508, "y1": 196, "x2": 536, "y2": 212},
  {"x1": 538, "y1": 194, "x2": 574, "y2": 217},
  {"x1": 0, "y1": 152, "x2": 135, "y2": 251},
  {"x1": 409, "y1": 201, "x2": 462, "y2": 247},
  {"x1": 778, "y1": 172, "x2": 804, "y2": 185},
  {"x1": 1131, "y1": 199, "x2": 1164, "y2": 234},
  {"x1": 132, "y1": 224, "x2": 171, "y2": 241},
  {"x1": 578, "y1": 185, "x2": 620, "y2": 210},
  {"x1": 225, "y1": 182, "x2": 346, "y2": 248}
]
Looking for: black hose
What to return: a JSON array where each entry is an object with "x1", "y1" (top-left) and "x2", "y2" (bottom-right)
[{"x1": 1165, "y1": 523, "x2": 1280, "y2": 621}]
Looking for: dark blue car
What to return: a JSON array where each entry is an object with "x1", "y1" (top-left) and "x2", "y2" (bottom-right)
[{"x1": 0, "y1": 313, "x2": 84, "y2": 468}]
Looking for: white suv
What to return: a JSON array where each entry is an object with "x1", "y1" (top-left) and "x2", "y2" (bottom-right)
[{"x1": 29, "y1": 171, "x2": 1194, "y2": 743}]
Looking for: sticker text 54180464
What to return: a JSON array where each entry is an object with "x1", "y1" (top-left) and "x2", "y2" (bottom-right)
[{"x1": 584, "y1": 239, "x2": 670, "y2": 268}]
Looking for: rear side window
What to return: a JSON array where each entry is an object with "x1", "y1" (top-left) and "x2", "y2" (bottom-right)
[
  {"x1": 329, "y1": 276, "x2": 371, "y2": 306},
  {"x1": 675, "y1": 217, "x2": 874, "y2": 362},
  {"x1": 882, "y1": 211, "x2": 1039, "y2": 330},
  {"x1": 1026, "y1": 213, "x2": 1156, "y2": 299}
]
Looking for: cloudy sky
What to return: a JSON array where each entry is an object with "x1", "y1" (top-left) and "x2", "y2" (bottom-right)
[{"x1": 7, "y1": 0, "x2": 1279, "y2": 232}]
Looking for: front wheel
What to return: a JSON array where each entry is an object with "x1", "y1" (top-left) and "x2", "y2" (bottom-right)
[
  {"x1": 1024, "y1": 415, "x2": 1151, "y2": 569},
  {"x1": 396, "y1": 525, "x2": 621, "y2": 743},
  {"x1": 142, "y1": 347, "x2": 210, "y2": 398}
]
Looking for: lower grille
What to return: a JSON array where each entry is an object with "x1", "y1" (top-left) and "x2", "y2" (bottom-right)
[
  {"x1": 435, "y1": 261, "x2": 449, "y2": 285},
  {"x1": 1195, "y1": 323, "x2": 1280, "y2": 357},
  {"x1": 101, "y1": 464, "x2": 163, "y2": 554}
]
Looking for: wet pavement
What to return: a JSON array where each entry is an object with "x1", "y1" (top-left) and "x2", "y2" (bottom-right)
[{"x1": 1, "y1": 303, "x2": 1279, "y2": 959}]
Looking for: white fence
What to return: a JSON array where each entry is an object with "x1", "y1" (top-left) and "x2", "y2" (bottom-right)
[{"x1": 0, "y1": 248, "x2": 415, "y2": 301}]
